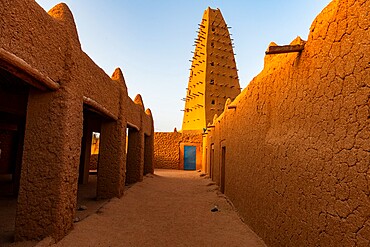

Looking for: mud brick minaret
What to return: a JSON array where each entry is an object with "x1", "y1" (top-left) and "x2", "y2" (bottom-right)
[{"x1": 182, "y1": 7, "x2": 241, "y2": 132}]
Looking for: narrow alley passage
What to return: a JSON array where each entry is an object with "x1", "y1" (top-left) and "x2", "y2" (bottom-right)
[{"x1": 47, "y1": 169, "x2": 266, "y2": 247}]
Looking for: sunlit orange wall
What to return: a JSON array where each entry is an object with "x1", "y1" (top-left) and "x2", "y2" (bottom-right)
[
  {"x1": 182, "y1": 8, "x2": 240, "y2": 131},
  {"x1": 154, "y1": 132, "x2": 202, "y2": 170},
  {"x1": 206, "y1": 0, "x2": 370, "y2": 246}
]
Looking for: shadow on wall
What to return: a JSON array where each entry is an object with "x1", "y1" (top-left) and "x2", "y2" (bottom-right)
[
  {"x1": 90, "y1": 154, "x2": 99, "y2": 170},
  {"x1": 0, "y1": 0, "x2": 154, "y2": 243}
]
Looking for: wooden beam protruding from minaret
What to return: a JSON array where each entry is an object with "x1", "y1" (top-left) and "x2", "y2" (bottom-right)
[{"x1": 265, "y1": 44, "x2": 305, "y2": 55}]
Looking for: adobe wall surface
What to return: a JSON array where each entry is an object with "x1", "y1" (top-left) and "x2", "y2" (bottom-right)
[
  {"x1": 1, "y1": 0, "x2": 154, "y2": 242},
  {"x1": 90, "y1": 154, "x2": 98, "y2": 170},
  {"x1": 182, "y1": 8, "x2": 240, "y2": 131},
  {"x1": 206, "y1": 0, "x2": 370, "y2": 246},
  {"x1": 154, "y1": 132, "x2": 202, "y2": 170}
]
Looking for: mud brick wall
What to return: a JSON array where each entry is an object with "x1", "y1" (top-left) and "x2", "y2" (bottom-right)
[
  {"x1": 89, "y1": 154, "x2": 98, "y2": 170},
  {"x1": 206, "y1": 0, "x2": 370, "y2": 246},
  {"x1": 154, "y1": 132, "x2": 202, "y2": 169},
  {"x1": 1, "y1": 0, "x2": 154, "y2": 241}
]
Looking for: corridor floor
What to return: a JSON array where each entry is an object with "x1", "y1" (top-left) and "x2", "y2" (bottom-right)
[{"x1": 45, "y1": 169, "x2": 266, "y2": 247}]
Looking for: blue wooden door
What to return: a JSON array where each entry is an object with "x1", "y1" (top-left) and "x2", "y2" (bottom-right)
[{"x1": 184, "y1": 146, "x2": 196, "y2": 170}]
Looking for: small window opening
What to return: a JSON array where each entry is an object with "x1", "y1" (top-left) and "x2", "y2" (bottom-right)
[
  {"x1": 210, "y1": 62, "x2": 214, "y2": 66},
  {"x1": 91, "y1": 132, "x2": 100, "y2": 154},
  {"x1": 210, "y1": 79, "x2": 214, "y2": 85},
  {"x1": 211, "y1": 100, "x2": 215, "y2": 105}
]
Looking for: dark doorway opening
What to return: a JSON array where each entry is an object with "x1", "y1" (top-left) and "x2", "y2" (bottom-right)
[
  {"x1": 220, "y1": 146, "x2": 226, "y2": 193},
  {"x1": 126, "y1": 126, "x2": 140, "y2": 185},
  {"x1": 0, "y1": 67, "x2": 29, "y2": 245},
  {"x1": 77, "y1": 108, "x2": 102, "y2": 220},
  {"x1": 143, "y1": 134, "x2": 152, "y2": 175},
  {"x1": 210, "y1": 144, "x2": 214, "y2": 180}
]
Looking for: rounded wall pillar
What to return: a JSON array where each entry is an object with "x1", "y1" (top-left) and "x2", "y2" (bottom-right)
[{"x1": 15, "y1": 88, "x2": 82, "y2": 241}]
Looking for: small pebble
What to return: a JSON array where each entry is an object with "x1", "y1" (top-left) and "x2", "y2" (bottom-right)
[
  {"x1": 78, "y1": 205, "x2": 88, "y2": 211},
  {"x1": 211, "y1": 206, "x2": 219, "y2": 212}
]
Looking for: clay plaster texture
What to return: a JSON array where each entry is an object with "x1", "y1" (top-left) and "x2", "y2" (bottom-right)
[
  {"x1": 154, "y1": 132, "x2": 202, "y2": 170},
  {"x1": 0, "y1": 0, "x2": 154, "y2": 242},
  {"x1": 182, "y1": 7, "x2": 240, "y2": 131},
  {"x1": 205, "y1": 0, "x2": 370, "y2": 246},
  {"x1": 154, "y1": 7, "x2": 241, "y2": 172}
]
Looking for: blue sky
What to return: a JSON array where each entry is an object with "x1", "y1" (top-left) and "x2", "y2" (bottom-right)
[{"x1": 35, "y1": 0, "x2": 331, "y2": 131}]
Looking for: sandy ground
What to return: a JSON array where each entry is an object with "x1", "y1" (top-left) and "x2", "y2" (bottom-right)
[
  {"x1": 45, "y1": 169, "x2": 265, "y2": 247},
  {"x1": 0, "y1": 174, "x2": 18, "y2": 246},
  {"x1": 6, "y1": 169, "x2": 266, "y2": 247},
  {"x1": 0, "y1": 196, "x2": 17, "y2": 245},
  {"x1": 2, "y1": 175, "x2": 107, "y2": 247}
]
